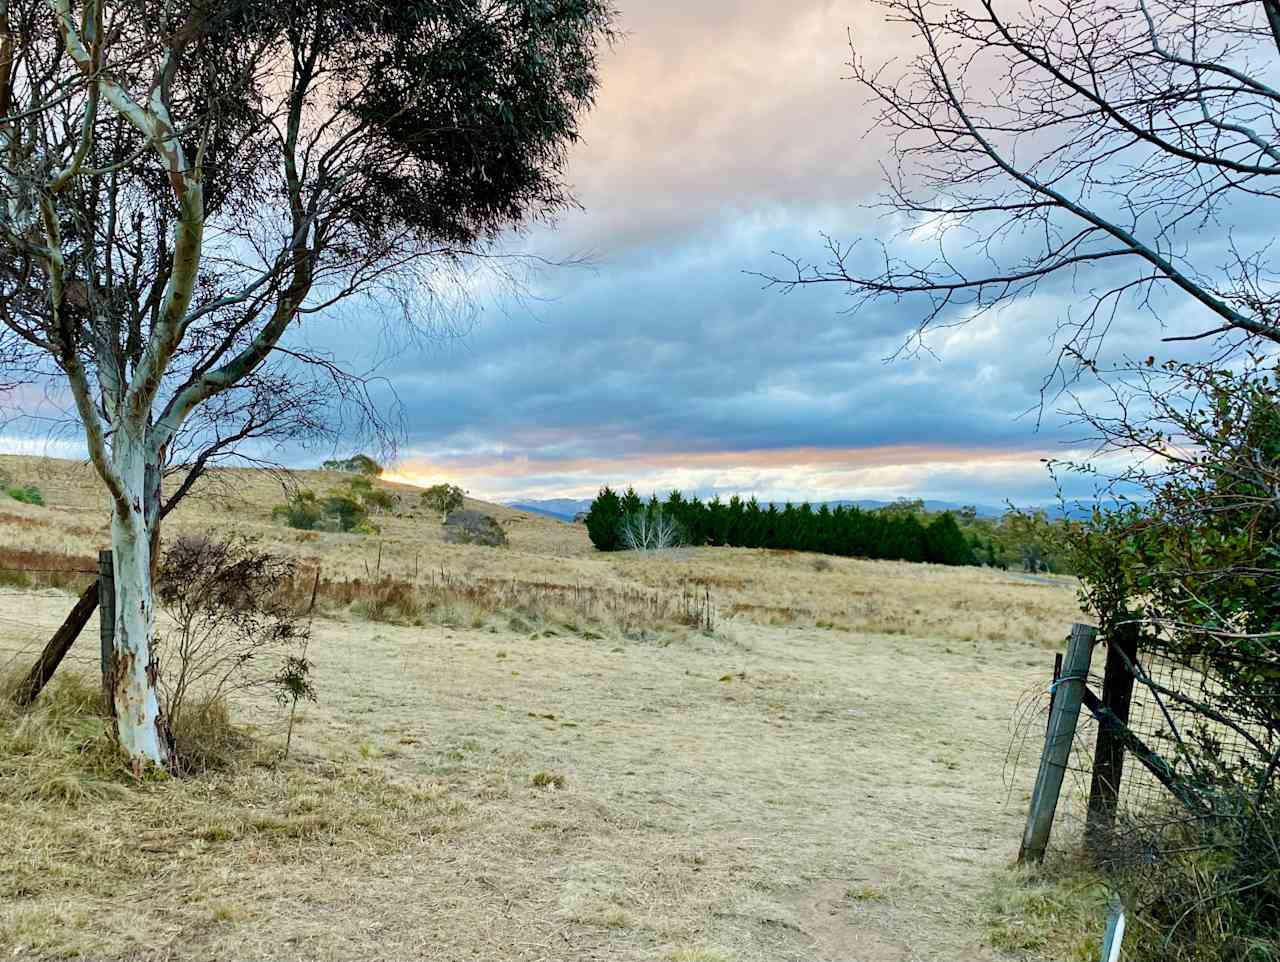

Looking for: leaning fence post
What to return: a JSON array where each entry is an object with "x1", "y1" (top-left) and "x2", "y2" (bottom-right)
[
  {"x1": 1019, "y1": 622, "x2": 1097, "y2": 863},
  {"x1": 98, "y1": 549, "x2": 116, "y2": 717},
  {"x1": 1086, "y1": 619, "x2": 1140, "y2": 850}
]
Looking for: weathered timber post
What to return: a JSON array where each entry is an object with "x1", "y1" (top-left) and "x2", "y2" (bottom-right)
[
  {"x1": 12, "y1": 579, "x2": 100, "y2": 707},
  {"x1": 1086, "y1": 620, "x2": 1140, "y2": 850},
  {"x1": 1048, "y1": 651, "x2": 1064, "y2": 736},
  {"x1": 1019, "y1": 622, "x2": 1097, "y2": 863},
  {"x1": 98, "y1": 549, "x2": 116, "y2": 717}
]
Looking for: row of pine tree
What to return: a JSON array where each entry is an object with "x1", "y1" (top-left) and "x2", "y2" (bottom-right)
[{"x1": 584, "y1": 487, "x2": 975, "y2": 565}]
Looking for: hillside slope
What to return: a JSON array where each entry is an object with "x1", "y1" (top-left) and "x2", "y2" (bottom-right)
[{"x1": 0, "y1": 454, "x2": 1093, "y2": 962}]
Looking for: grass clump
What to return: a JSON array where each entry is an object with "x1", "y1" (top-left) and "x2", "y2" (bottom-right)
[
  {"x1": 6, "y1": 484, "x2": 44, "y2": 506},
  {"x1": 531, "y1": 770, "x2": 566, "y2": 789},
  {"x1": 0, "y1": 671, "x2": 131, "y2": 804},
  {"x1": 349, "y1": 578, "x2": 425, "y2": 625},
  {"x1": 168, "y1": 694, "x2": 254, "y2": 775}
]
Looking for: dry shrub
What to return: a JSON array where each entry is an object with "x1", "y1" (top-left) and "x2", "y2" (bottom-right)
[
  {"x1": 443, "y1": 509, "x2": 508, "y2": 547},
  {"x1": 349, "y1": 578, "x2": 425, "y2": 625},
  {"x1": 155, "y1": 535, "x2": 312, "y2": 768}
]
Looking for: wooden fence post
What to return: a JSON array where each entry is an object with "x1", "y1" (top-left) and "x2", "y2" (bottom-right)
[
  {"x1": 1048, "y1": 651, "x2": 1064, "y2": 736},
  {"x1": 1020, "y1": 622, "x2": 1097, "y2": 863},
  {"x1": 1086, "y1": 620, "x2": 1140, "y2": 850},
  {"x1": 98, "y1": 549, "x2": 116, "y2": 717}
]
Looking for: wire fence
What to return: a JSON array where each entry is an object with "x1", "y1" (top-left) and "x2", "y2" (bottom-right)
[
  {"x1": 1117, "y1": 646, "x2": 1276, "y2": 816},
  {"x1": 1010, "y1": 630, "x2": 1279, "y2": 861}
]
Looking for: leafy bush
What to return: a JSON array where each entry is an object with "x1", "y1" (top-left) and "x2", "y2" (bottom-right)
[
  {"x1": 342, "y1": 475, "x2": 399, "y2": 514},
  {"x1": 421, "y1": 483, "x2": 466, "y2": 520},
  {"x1": 443, "y1": 510, "x2": 508, "y2": 547},
  {"x1": 322, "y1": 494, "x2": 372, "y2": 532},
  {"x1": 1063, "y1": 359, "x2": 1280, "y2": 960},
  {"x1": 6, "y1": 484, "x2": 44, "y2": 506},
  {"x1": 273, "y1": 489, "x2": 325, "y2": 530},
  {"x1": 273, "y1": 488, "x2": 377, "y2": 534}
]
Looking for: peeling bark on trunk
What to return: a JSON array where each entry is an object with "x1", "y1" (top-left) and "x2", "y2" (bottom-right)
[{"x1": 109, "y1": 432, "x2": 173, "y2": 770}]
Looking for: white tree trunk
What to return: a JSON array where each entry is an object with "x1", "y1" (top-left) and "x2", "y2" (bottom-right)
[{"x1": 108, "y1": 428, "x2": 172, "y2": 769}]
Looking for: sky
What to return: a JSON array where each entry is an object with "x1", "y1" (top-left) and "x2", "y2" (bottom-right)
[
  {"x1": 0, "y1": 0, "x2": 1241, "y2": 508},
  {"x1": 372, "y1": 0, "x2": 1205, "y2": 507}
]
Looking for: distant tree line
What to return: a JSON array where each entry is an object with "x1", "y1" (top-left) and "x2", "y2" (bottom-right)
[
  {"x1": 584, "y1": 488, "x2": 975, "y2": 565},
  {"x1": 583, "y1": 488, "x2": 1074, "y2": 571}
]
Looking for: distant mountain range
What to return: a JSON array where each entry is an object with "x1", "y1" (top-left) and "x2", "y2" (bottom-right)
[
  {"x1": 506, "y1": 498, "x2": 594, "y2": 522},
  {"x1": 503, "y1": 497, "x2": 1058, "y2": 523}
]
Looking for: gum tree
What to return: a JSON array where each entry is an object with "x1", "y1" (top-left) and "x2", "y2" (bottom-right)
[{"x1": 0, "y1": 0, "x2": 614, "y2": 768}]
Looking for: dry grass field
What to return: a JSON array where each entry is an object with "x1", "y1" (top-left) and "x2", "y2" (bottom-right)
[{"x1": 0, "y1": 455, "x2": 1102, "y2": 961}]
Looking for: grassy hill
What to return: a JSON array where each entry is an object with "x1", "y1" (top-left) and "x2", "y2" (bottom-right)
[{"x1": 0, "y1": 455, "x2": 1097, "y2": 962}]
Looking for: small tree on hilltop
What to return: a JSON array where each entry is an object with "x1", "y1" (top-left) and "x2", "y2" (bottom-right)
[
  {"x1": 421, "y1": 483, "x2": 466, "y2": 522},
  {"x1": 322, "y1": 454, "x2": 383, "y2": 476}
]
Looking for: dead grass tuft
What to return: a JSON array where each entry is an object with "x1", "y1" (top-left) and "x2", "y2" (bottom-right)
[
  {"x1": 0, "y1": 671, "x2": 131, "y2": 804},
  {"x1": 170, "y1": 693, "x2": 256, "y2": 775},
  {"x1": 531, "y1": 769, "x2": 566, "y2": 789}
]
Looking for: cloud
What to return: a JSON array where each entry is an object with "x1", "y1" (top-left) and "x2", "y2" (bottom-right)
[{"x1": 7, "y1": 0, "x2": 1267, "y2": 512}]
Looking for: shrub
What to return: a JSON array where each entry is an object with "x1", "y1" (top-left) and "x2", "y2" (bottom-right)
[
  {"x1": 7, "y1": 484, "x2": 44, "y2": 506},
  {"x1": 443, "y1": 510, "x2": 508, "y2": 547},
  {"x1": 350, "y1": 578, "x2": 425, "y2": 623},
  {"x1": 342, "y1": 476, "x2": 399, "y2": 514},
  {"x1": 154, "y1": 535, "x2": 312, "y2": 769},
  {"x1": 273, "y1": 489, "x2": 324, "y2": 530},
  {"x1": 1064, "y1": 359, "x2": 1280, "y2": 960},
  {"x1": 273, "y1": 488, "x2": 376, "y2": 533},
  {"x1": 421, "y1": 483, "x2": 466, "y2": 521},
  {"x1": 322, "y1": 494, "x2": 372, "y2": 532}
]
